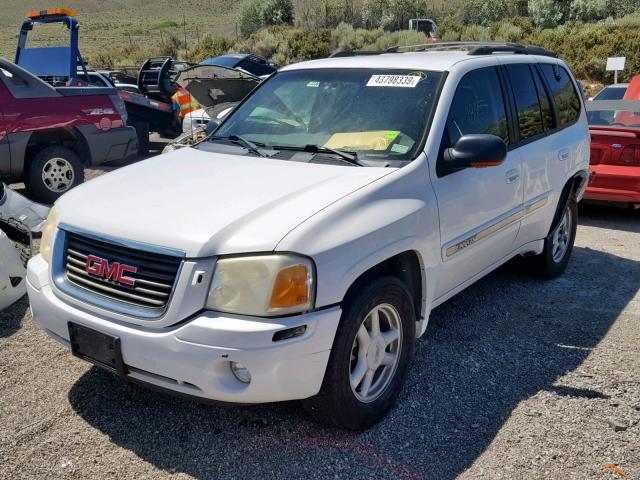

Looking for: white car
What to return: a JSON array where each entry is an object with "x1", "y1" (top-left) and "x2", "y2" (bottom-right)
[
  {"x1": 1, "y1": 183, "x2": 49, "y2": 310},
  {"x1": 26, "y1": 43, "x2": 589, "y2": 429}
]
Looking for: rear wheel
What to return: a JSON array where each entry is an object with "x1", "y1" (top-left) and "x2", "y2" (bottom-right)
[
  {"x1": 525, "y1": 196, "x2": 577, "y2": 278},
  {"x1": 25, "y1": 146, "x2": 84, "y2": 204},
  {"x1": 303, "y1": 277, "x2": 415, "y2": 430}
]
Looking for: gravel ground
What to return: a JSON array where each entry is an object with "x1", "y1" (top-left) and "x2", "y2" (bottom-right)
[{"x1": 1, "y1": 158, "x2": 638, "y2": 479}]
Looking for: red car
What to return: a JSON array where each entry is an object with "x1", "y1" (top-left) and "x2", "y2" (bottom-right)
[
  {"x1": 585, "y1": 99, "x2": 640, "y2": 207},
  {"x1": 0, "y1": 58, "x2": 137, "y2": 203}
]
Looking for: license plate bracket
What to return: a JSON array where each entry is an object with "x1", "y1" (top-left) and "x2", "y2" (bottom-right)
[{"x1": 68, "y1": 322, "x2": 126, "y2": 376}]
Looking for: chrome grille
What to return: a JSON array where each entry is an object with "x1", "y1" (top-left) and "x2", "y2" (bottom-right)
[{"x1": 62, "y1": 231, "x2": 182, "y2": 311}]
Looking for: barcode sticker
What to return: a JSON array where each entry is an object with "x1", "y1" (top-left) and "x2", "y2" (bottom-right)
[{"x1": 366, "y1": 75, "x2": 421, "y2": 88}]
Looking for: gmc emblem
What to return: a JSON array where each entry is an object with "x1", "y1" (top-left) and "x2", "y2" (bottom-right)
[{"x1": 85, "y1": 255, "x2": 138, "y2": 286}]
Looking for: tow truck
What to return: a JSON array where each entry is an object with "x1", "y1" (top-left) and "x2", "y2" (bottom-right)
[{"x1": 14, "y1": 9, "x2": 183, "y2": 155}]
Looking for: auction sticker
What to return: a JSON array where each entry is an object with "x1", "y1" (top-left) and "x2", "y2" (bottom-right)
[{"x1": 367, "y1": 75, "x2": 421, "y2": 88}]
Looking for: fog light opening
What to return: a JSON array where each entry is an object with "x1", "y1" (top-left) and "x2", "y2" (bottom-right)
[
  {"x1": 272, "y1": 325, "x2": 307, "y2": 342},
  {"x1": 230, "y1": 362, "x2": 251, "y2": 384}
]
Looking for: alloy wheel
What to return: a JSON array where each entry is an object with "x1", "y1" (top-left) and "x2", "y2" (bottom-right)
[{"x1": 349, "y1": 303, "x2": 403, "y2": 403}]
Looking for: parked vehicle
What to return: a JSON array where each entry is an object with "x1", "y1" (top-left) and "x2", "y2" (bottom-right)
[
  {"x1": 0, "y1": 182, "x2": 49, "y2": 310},
  {"x1": 585, "y1": 100, "x2": 640, "y2": 207},
  {"x1": 200, "y1": 53, "x2": 278, "y2": 79},
  {"x1": 14, "y1": 10, "x2": 181, "y2": 157},
  {"x1": 0, "y1": 59, "x2": 137, "y2": 203},
  {"x1": 27, "y1": 42, "x2": 589, "y2": 429},
  {"x1": 590, "y1": 83, "x2": 629, "y2": 101},
  {"x1": 178, "y1": 64, "x2": 261, "y2": 136}
]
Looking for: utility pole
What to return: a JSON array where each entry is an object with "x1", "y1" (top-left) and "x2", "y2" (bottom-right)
[{"x1": 183, "y1": 13, "x2": 188, "y2": 59}]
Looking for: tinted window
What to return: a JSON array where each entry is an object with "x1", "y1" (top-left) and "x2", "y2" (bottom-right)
[
  {"x1": 593, "y1": 86, "x2": 627, "y2": 100},
  {"x1": 237, "y1": 58, "x2": 274, "y2": 77},
  {"x1": 86, "y1": 74, "x2": 108, "y2": 87},
  {"x1": 506, "y1": 64, "x2": 544, "y2": 140},
  {"x1": 533, "y1": 68, "x2": 554, "y2": 131},
  {"x1": 541, "y1": 64, "x2": 581, "y2": 127},
  {"x1": 0, "y1": 67, "x2": 25, "y2": 87},
  {"x1": 444, "y1": 67, "x2": 509, "y2": 148}
]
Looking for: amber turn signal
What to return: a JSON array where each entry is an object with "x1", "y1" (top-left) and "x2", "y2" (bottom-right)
[{"x1": 269, "y1": 264, "x2": 310, "y2": 309}]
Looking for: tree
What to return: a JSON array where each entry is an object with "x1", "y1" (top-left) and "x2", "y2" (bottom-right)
[
  {"x1": 263, "y1": 0, "x2": 294, "y2": 26},
  {"x1": 240, "y1": 1, "x2": 264, "y2": 37},
  {"x1": 528, "y1": 0, "x2": 570, "y2": 28},
  {"x1": 569, "y1": 0, "x2": 607, "y2": 22},
  {"x1": 240, "y1": 0, "x2": 294, "y2": 37}
]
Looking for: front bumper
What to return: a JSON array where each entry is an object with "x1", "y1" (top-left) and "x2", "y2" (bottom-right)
[
  {"x1": 584, "y1": 164, "x2": 640, "y2": 204},
  {"x1": 26, "y1": 255, "x2": 341, "y2": 403}
]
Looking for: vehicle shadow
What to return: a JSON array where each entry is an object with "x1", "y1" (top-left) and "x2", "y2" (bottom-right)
[
  {"x1": 579, "y1": 203, "x2": 640, "y2": 233},
  {"x1": 68, "y1": 246, "x2": 638, "y2": 480},
  {"x1": 0, "y1": 295, "x2": 29, "y2": 338}
]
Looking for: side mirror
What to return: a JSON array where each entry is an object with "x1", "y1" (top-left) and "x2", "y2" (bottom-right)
[{"x1": 442, "y1": 134, "x2": 507, "y2": 174}]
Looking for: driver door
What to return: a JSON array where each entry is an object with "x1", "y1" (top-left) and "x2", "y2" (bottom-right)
[{"x1": 431, "y1": 66, "x2": 523, "y2": 299}]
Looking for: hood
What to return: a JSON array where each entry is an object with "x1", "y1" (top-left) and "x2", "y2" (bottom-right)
[
  {"x1": 56, "y1": 148, "x2": 392, "y2": 257},
  {"x1": 176, "y1": 64, "x2": 260, "y2": 109}
]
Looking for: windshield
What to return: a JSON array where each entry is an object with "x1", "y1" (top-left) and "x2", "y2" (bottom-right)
[
  {"x1": 213, "y1": 68, "x2": 443, "y2": 162},
  {"x1": 593, "y1": 86, "x2": 627, "y2": 101},
  {"x1": 587, "y1": 100, "x2": 640, "y2": 129}
]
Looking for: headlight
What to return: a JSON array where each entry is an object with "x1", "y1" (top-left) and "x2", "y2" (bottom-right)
[
  {"x1": 206, "y1": 254, "x2": 315, "y2": 316},
  {"x1": 39, "y1": 207, "x2": 58, "y2": 264}
]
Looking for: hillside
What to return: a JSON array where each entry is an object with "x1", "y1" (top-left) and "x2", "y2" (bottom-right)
[{"x1": 0, "y1": 0, "x2": 246, "y2": 62}]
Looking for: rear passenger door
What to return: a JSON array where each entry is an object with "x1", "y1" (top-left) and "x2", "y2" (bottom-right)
[
  {"x1": 501, "y1": 61, "x2": 583, "y2": 244},
  {"x1": 502, "y1": 62, "x2": 555, "y2": 244},
  {"x1": 431, "y1": 66, "x2": 523, "y2": 299}
]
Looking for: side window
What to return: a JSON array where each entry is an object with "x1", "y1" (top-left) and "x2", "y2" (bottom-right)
[
  {"x1": 533, "y1": 68, "x2": 554, "y2": 131},
  {"x1": 443, "y1": 67, "x2": 509, "y2": 148},
  {"x1": 506, "y1": 64, "x2": 544, "y2": 141},
  {"x1": 540, "y1": 64, "x2": 581, "y2": 128},
  {"x1": 0, "y1": 67, "x2": 28, "y2": 97}
]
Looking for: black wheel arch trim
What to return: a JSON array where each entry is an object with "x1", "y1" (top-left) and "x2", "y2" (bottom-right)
[{"x1": 549, "y1": 171, "x2": 587, "y2": 236}]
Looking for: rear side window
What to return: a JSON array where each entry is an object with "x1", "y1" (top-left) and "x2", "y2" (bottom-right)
[
  {"x1": 444, "y1": 67, "x2": 509, "y2": 147},
  {"x1": 533, "y1": 69, "x2": 554, "y2": 131},
  {"x1": 506, "y1": 64, "x2": 544, "y2": 141},
  {"x1": 540, "y1": 64, "x2": 581, "y2": 128}
]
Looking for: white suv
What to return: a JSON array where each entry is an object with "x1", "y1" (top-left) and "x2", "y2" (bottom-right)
[{"x1": 27, "y1": 43, "x2": 589, "y2": 430}]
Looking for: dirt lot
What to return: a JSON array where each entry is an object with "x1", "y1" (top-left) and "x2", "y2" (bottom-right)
[{"x1": 1, "y1": 157, "x2": 638, "y2": 479}]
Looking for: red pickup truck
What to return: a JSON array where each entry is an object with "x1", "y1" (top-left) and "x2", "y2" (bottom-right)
[{"x1": 0, "y1": 59, "x2": 137, "y2": 203}]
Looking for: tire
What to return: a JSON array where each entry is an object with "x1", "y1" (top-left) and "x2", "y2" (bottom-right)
[
  {"x1": 25, "y1": 146, "x2": 84, "y2": 204},
  {"x1": 525, "y1": 196, "x2": 578, "y2": 279},
  {"x1": 303, "y1": 277, "x2": 416, "y2": 430},
  {"x1": 133, "y1": 121, "x2": 150, "y2": 157}
]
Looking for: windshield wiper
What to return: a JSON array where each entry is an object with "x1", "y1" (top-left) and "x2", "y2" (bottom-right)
[
  {"x1": 210, "y1": 135, "x2": 266, "y2": 157},
  {"x1": 272, "y1": 144, "x2": 364, "y2": 166}
]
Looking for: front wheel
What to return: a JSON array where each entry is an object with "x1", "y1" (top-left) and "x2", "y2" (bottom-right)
[
  {"x1": 526, "y1": 196, "x2": 578, "y2": 278},
  {"x1": 303, "y1": 277, "x2": 415, "y2": 430}
]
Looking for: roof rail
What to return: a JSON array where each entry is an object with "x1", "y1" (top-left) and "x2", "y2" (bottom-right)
[
  {"x1": 329, "y1": 50, "x2": 385, "y2": 58},
  {"x1": 385, "y1": 41, "x2": 556, "y2": 57}
]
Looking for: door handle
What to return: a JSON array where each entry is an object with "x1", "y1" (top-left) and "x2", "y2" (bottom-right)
[
  {"x1": 505, "y1": 169, "x2": 519, "y2": 184},
  {"x1": 559, "y1": 148, "x2": 570, "y2": 161}
]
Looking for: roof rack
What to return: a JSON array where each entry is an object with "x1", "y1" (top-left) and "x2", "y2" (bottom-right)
[
  {"x1": 385, "y1": 41, "x2": 556, "y2": 57},
  {"x1": 329, "y1": 50, "x2": 385, "y2": 58}
]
